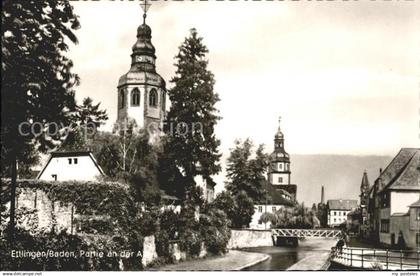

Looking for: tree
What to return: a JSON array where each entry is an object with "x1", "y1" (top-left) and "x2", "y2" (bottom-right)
[
  {"x1": 59, "y1": 97, "x2": 108, "y2": 151},
  {"x1": 317, "y1": 203, "x2": 328, "y2": 227},
  {"x1": 211, "y1": 191, "x2": 236, "y2": 227},
  {"x1": 225, "y1": 139, "x2": 269, "y2": 203},
  {"x1": 163, "y1": 28, "x2": 221, "y2": 200},
  {"x1": 2, "y1": 0, "x2": 80, "y2": 239},
  {"x1": 232, "y1": 191, "x2": 254, "y2": 228},
  {"x1": 93, "y1": 130, "x2": 162, "y2": 205},
  {"x1": 259, "y1": 212, "x2": 277, "y2": 228},
  {"x1": 212, "y1": 191, "x2": 255, "y2": 229},
  {"x1": 74, "y1": 97, "x2": 108, "y2": 130},
  {"x1": 311, "y1": 203, "x2": 317, "y2": 213}
]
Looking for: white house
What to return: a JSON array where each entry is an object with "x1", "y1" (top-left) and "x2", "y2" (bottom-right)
[
  {"x1": 37, "y1": 151, "x2": 104, "y2": 181},
  {"x1": 327, "y1": 199, "x2": 358, "y2": 227},
  {"x1": 368, "y1": 148, "x2": 420, "y2": 248}
]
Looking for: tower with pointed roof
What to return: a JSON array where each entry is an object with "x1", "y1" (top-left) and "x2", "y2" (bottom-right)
[
  {"x1": 268, "y1": 117, "x2": 291, "y2": 185},
  {"x1": 267, "y1": 117, "x2": 297, "y2": 198},
  {"x1": 116, "y1": 2, "x2": 166, "y2": 138},
  {"x1": 360, "y1": 170, "x2": 370, "y2": 225}
]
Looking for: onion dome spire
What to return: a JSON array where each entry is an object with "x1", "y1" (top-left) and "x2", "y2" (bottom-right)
[
  {"x1": 275, "y1": 116, "x2": 284, "y2": 139},
  {"x1": 271, "y1": 116, "x2": 289, "y2": 162},
  {"x1": 130, "y1": 0, "x2": 156, "y2": 72}
]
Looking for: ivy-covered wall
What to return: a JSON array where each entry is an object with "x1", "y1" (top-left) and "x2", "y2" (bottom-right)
[
  {"x1": 1, "y1": 179, "x2": 231, "y2": 271},
  {"x1": 1, "y1": 179, "x2": 147, "y2": 270},
  {"x1": 1, "y1": 179, "x2": 134, "y2": 235}
]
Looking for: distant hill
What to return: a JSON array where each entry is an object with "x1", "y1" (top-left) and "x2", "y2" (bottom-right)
[
  {"x1": 214, "y1": 154, "x2": 393, "y2": 206},
  {"x1": 290, "y1": 155, "x2": 393, "y2": 206}
]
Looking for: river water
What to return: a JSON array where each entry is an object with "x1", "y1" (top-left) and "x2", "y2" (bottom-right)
[{"x1": 242, "y1": 238, "x2": 336, "y2": 270}]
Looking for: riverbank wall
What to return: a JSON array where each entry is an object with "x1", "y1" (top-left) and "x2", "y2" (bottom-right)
[{"x1": 228, "y1": 229, "x2": 274, "y2": 249}]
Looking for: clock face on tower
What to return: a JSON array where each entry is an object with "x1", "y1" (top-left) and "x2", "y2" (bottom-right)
[{"x1": 136, "y1": 55, "x2": 154, "y2": 64}]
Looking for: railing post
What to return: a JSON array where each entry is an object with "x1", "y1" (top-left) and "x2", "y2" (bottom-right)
[
  {"x1": 417, "y1": 251, "x2": 419, "y2": 270},
  {"x1": 361, "y1": 249, "x2": 364, "y2": 268},
  {"x1": 350, "y1": 248, "x2": 353, "y2": 267},
  {"x1": 386, "y1": 249, "x2": 389, "y2": 270},
  {"x1": 400, "y1": 250, "x2": 403, "y2": 270}
]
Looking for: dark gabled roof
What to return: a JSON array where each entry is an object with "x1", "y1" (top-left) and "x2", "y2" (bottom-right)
[
  {"x1": 51, "y1": 151, "x2": 92, "y2": 157},
  {"x1": 263, "y1": 183, "x2": 296, "y2": 206},
  {"x1": 377, "y1": 148, "x2": 420, "y2": 193},
  {"x1": 327, "y1": 199, "x2": 358, "y2": 210},
  {"x1": 388, "y1": 150, "x2": 419, "y2": 191}
]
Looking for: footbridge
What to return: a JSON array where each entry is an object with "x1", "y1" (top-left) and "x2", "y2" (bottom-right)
[{"x1": 272, "y1": 228, "x2": 342, "y2": 239}]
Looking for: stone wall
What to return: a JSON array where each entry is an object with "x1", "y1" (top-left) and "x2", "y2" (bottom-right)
[
  {"x1": 15, "y1": 188, "x2": 74, "y2": 233},
  {"x1": 142, "y1": 235, "x2": 158, "y2": 267},
  {"x1": 228, "y1": 229, "x2": 274, "y2": 249},
  {"x1": 7, "y1": 186, "x2": 207, "y2": 268}
]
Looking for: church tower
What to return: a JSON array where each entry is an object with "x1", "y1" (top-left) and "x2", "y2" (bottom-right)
[
  {"x1": 116, "y1": 3, "x2": 166, "y2": 137},
  {"x1": 360, "y1": 170, "x2": 370, "y2": 224},
  {"x1": 267, "y1": 117, "x2": 297, "y2": 198},
  {"x1": 268, "y1": 117, "x2": 291, "y2": 185}
]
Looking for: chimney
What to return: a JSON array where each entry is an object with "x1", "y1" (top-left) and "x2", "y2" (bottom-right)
[
  {"x1": 379, "y1": 168, "x2": 383, "y2": 175},
  {"x1": 321, "y1": 186, "x2": 325, "y2": 205}
]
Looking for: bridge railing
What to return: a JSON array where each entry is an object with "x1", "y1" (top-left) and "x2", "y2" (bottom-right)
[
  {"x1": 331, "y1": 246, "x2": 420, "y2": 270},
  {"x1": 272, "y1": 228, "x2": 342, "y2": 238}
]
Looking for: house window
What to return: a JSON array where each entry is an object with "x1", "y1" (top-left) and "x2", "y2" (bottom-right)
[
  {"x1": 381, "y1": 192, "x2": 390, "y2": 208},
  {"x1": 416, "y1": 209, "x2": 420, "y2": 220},
  {"x1": 334, "y1": 218, "x2": 336, "y2": 222},
  {"x1": 279, "y1": 163, "x2": 283, "y2": 170},
  {"x1": 120, "y1": 90, "x2": 125, "y2": 108},
  {"x1": 131, "y1": 88, "x2": 140, "y2": 106},
  {"x1": 278, "y1": 177, "x2": 283, "y2": 183},
  {"x1": 334, "y1": 211, "x2": 336, "y2": 216},
  {"x1": 338, "y1": 211, "x2": 341, "y2": 216},
  {"x1": 68, "y1": 158, "x2": 72, "y2": 164},
  {"x1": 272, "y1": 206, "x2": 276, "y2": 212},
  {"x1": 380, "y1": 219, "x2": 389, "y2": 233},
  {"x1": 258, "y1": 206, "x2": 263, "y2": 213},
  {"x1": 149, "y1": 89, "x2": 158, "y2": 107},
  {"x1": 73, "y1": 158, "x2": 78, "y2": 164}
]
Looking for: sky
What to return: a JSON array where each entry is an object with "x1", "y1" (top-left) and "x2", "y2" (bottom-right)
[{"x1": 68, "y1": 1, "x2": 420, "y2": 158}]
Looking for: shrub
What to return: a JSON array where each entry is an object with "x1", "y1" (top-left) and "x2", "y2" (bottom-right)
[{"x1": 200, "y1": 206, "x2": 231, "y2": 255}]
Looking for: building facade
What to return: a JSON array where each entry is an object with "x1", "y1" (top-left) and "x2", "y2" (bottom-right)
[
  {"x1": 115, "y1": 13, "x2": 167, "y2": 140},
  {"x1": 37, "y1": 151, "x2": 104, "y2": 181},
  {"x1": 327, "y1": 199, "x2": 358, "y2": 227},
  {"x1": 367, "y1": 148, "x2": 420, "y2": 249}
]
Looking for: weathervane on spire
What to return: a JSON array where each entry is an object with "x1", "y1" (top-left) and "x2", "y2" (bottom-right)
[
  {"x1": 278, "y1": 116, "x2": 282, "y2": 128},
  {"x1": 140, "y1": 0, "x2": 151, "y2": 24}
]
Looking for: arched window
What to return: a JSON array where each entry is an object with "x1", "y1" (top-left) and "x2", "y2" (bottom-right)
[
  {"x1": 120, "y1": 90, "x2": 125, "y2": 109},
  {"x1": 131, "y1": 88, "x2": 140, "y2": 106},
  {"x1": 149, "y1": 89, "x2": 158, "y2": 107}
]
